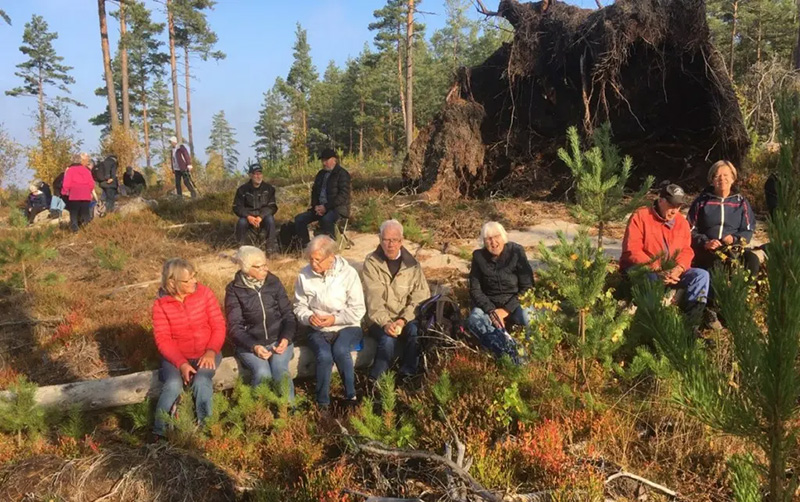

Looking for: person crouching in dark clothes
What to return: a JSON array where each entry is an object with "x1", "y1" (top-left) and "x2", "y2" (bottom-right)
[
  {"x1": 233, "y1": 163, "x2": 279, "y2": 254},
  {"x1": 26, "y1": 184, "x2": 48, "y2": 224},
  {"x1": 123, "y1": 166, "x2": 147, "y2": 196},
  {"x1": 294, "y1": 148, "x2": 351, "y2": 248},
  {"x1": 687, "y1": 160, "x2": 760, "y2": 279}
]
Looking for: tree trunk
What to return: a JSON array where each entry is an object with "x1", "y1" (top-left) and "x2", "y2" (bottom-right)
[
  {"x1": 598, "y1": 220, "x2": 604, "y2": 249},
  {"x1": 396, "y1": 35, "x2": 407, "y2": 140},
  {"x1": 37, "y1": 68, "x2": 45, "y2": 144},
  {"x1": 98, "y1": 0, "x2": 119, "y2": 131},
  {"x1": 183, "y1": 45, "x2": 194, "y2": 157},
  {"x1": 359, "y1": 98, "x2": 365, "y2": 160},
  {"x1": 141, "y1": 81, "x2": 151, "y2": 169},
  {"x1": 167, "y1": 0, "x2": 182, "y2": 142},
  {"x1": 120, "y1": 0, "x2": 130, "y2": 131},
  {"x1": 768, "y1": 418, "x2": 786, "y2": 502},
  {"x1": 729, "y1": 0, "x2": 738, "y2": 78},
  {"x1": 756, "y1": 0, "x2": 763, "y2": 66},
  {"x1": 405, "y1": 0, "x2": 415, "y2": 152},
  {"x1": 795, "y1": 0, "x2": 800, "y2": 69}
]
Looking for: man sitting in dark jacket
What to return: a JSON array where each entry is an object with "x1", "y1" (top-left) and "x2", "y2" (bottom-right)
[
  {"x1": 123, "y1": 166, "x2": 147, "y2": 196},
  {"x1": 294, "y1": 148, "x2": 351, "y2": 248},
  {"x1": 233, "y1": 163, "x2": 279, "y2": 254}
]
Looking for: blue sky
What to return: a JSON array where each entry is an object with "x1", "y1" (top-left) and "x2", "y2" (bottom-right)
[{"x1": 0, "y1": 0, "x2": 597, "y2": 184}]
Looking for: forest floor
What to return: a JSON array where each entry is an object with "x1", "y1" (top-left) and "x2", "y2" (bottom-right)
[{"x1": 0, "y1": 168, "x2": 772, "y2": 501}]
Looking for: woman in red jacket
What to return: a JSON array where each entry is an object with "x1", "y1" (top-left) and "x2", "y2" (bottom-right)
[
  {"x1": 60, "y1": 153, "x2": 97, "y2": 232},
  {"x1": 151, "y1": 258, "x2": 225, "y2": 439}
]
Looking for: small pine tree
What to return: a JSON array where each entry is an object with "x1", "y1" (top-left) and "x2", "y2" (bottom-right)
[
  {"x1": 538, "y1": 229, "x2": 630, "y2": 382},
  {"x1": 631, "y1": 92, "x2": 800, "y2": 502},
  {"x1": 558, "y1": 123, "x2": 653, "y2": 247},
  {"x1": 0, "y1": 376, "x2": 47, "y2": 445},
  {"x1": 350, "y1": 372, "x2": 416, "y2": 448},
  {"x1": 0, "y1": 228, "x2": 57, "y2": 291}
]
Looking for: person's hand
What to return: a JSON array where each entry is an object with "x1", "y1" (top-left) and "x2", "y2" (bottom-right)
[
  {"x1": 489, "y1": 309, "x2": 508, "y2": 330},
  {"x1": 273, "y1": 339, "x2": 289, "y2": 354},
  {"x1": 722, "y1": 235, "x2": 735, "y2": 245},
  {"x1": 106, "y1": 178, "x2": 113, "y2": 184},
  {"x1": 310, "y1": 313, "x2": 335, "y2": 328},
  {"x1": 179, "y1": 362, "x2": 196, "y2": 385},
  {"x1": 187, "y1": 164, "x2": 193, "y2": 171},
  {"x1": 314, "y1": 205, "x2": 326, "y2": 216},
  {"x1": 254, "y1": 216, "x2": 262, "y2": 225},
  {"x1": 254, "y1": 345, "x2": 272, "y2": 360},
  {"x1": 663, "y1": 266, "x2": 683, "y2": 285},
  {"x1": 197, "y1": 349, "x2": 217, "y2": 370},
  {"x1": 247, "y1": 215, "x2": 258, "y2": 226},
  {"x1": 705, "y1": 239, "x2": 722, "y2": 251},
  {"x1": 384, "y1": 322, "x2": 401, "y2": 337}
]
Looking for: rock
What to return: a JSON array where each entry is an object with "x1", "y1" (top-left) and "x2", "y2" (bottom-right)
[{"x1": 117, "y1": 197, "x2": 158, "y2": 216}]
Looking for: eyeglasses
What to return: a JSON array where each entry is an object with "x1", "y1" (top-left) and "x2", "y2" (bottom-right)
[
  {"x1": 178, "y1": 272, "x2": 197, "y2": 284},
  {"x1": 381, "y1": 238, "x2": 402, "y2": 245},
  {"x1": 251, "y1": 263, "x2": 268, "y2": 270},
  {"x1": 310, "y1": 254, "x2": 334, "y2": 265}
]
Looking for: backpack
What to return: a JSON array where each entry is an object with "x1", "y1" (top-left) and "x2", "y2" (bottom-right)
[
  {"x1": 415, "y1": 293, "x2": 464, "y2": 339},
  {"x1": 278, "y1": 222, "x2": 302, "y2": 254},
  {"x1": 92, "y1": 159, "x2": 106, "y2": 182}
]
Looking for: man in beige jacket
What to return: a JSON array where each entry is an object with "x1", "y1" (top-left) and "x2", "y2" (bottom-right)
[{"x1": 362, "y1": 219, "x2": 431, "y2": 382}]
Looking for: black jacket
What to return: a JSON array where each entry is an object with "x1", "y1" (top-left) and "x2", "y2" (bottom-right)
[
  {"x1": 765, "y1": 174, "x2": 779, "y2": 218},
  {"x1": 224, "y1": 271, "x2": 296, "y2": 351},
  {"x1": 687, "y1": 187, "x2": 756, "y2": 247},
  {"x1": 469, "y1": 242, "x2": 534, "y2": 313},
  {"x1": 123, "y1": 170, "x2": 146, "y2": 189},
  {"x1": 311, "y1": 164, "x2": 351, "y2": 218},
  {"x1": 97, "y1": 156, "x2": 119, "y2": 189},
  {"x1": 53, "y1": 172, "x2": 65, "y2": 198},
  {"x1": 233, "y1": 181, "x2": 278, "y2": 219}
]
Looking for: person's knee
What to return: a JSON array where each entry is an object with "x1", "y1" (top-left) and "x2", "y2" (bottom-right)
[{"x1": 315, "y1": 347, "x2": 333, "y2": 366}]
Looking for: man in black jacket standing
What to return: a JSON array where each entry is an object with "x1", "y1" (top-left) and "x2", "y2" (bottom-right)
[
  {"x1": 233, "y1": 163, "x2": 279, "y2": 254},
  {"x1": 294, "y1": 148, "x2": 351, "y2": 247}
]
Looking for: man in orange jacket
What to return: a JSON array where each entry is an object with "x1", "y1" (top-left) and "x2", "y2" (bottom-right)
[{"x1": 621, "y1": 184, "x2": 718, "y2": 328}]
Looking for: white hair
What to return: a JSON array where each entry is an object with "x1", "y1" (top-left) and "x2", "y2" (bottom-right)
[
  {"x1": 306, "y1": 235, "x2": 337, "y2": 259},
  {"x1": 480, "y1": 221, "x2": 508, "y2": 248},
  {"x1": 379, "y1": 219, "x2": 404, "y2": 238},
  {"x1": 235, "y1": 245, "x2": 266, "y2": 272},
  {"x1": 169, "y1": 136, "x2": 178, "y2": 144}
]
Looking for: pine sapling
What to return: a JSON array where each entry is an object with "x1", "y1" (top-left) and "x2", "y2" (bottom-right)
[
  {"x1": 350, "y1": 372, "x2": 416, "y2": 448},
  {"x1": 631, "y1": 92, "x2": 800, "y2": 502},
  {"x1": 558, "y1": 123, "x2": 653, "y2": 247}
]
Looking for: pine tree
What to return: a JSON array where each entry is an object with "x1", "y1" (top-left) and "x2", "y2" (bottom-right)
[
  {"x1": 558, "y1": 124, "x2": 653, "y2": 248},
  {"x1": 308, "y1": 61, "x2": 345, "y2": 153},
  {"x1": 631, "y1": 92, "x2": 800, "y2": 502},
  {"x1": 0, "y1": 10, "x2": 11, "y2": 25},
  {"x1": 254, "y1": 80, "x2": 290, "y2": 163},
  {"x1": 5, "y1": 15, "x2": 84, "y2": 144},
  {"x1": 173, "y1": 0, "x2": 225, "y2": 156},
  {"x1": 281, "y1": 23, "x2": 318, "y2": 168},
  {"x1": 206, "y1": 110, "x2": 239, "y2": 174},
  {"x1": 98, "y1": 0, "x2": 120, "y2": 131},
  {"x1": 148, "y1": 76, "x2": 176, "y2": 171}
]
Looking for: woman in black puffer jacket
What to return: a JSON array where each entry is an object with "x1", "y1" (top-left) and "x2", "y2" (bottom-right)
[{"x1": 225, "y1": 246, "x2": 296, "y2": 399}]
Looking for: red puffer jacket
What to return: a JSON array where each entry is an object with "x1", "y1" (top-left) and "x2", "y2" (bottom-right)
[{"x1": 152, "y1": 283, "x2": 226, "y2": 368}]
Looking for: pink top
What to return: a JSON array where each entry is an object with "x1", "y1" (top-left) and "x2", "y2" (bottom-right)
[{"x1": 61, "y1": 164, "x2": 96, "y2": 201}]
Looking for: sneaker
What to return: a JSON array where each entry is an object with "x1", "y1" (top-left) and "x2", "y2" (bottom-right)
[{"x1": 703, "y1": 309, "x2": 723, "y2": 331}]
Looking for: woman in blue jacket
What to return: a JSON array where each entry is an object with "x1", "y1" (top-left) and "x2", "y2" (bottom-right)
[
  {"x1": 687, "y1": 160, "x2": 760, "y2": 278},
  {"x1": 225, "y1": 246, "x2": 296, "y2": 399}
]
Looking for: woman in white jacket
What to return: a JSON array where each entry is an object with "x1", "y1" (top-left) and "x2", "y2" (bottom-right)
[{"x1": 294, "y1": 235, "x2": 366, "y2": 408}]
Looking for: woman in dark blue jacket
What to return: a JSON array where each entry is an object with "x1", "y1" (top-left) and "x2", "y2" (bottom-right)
[
  {"x1": 225, "y1": 246, "x2": 296, "y2": 399},
  {"x1": 687, "y1": 160, "x2": 760, "y2": 278}
]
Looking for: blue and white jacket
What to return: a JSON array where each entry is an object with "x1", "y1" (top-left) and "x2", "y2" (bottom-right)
[{"x1": 687, "y1": 187, "x2": 755, "y2": 248}]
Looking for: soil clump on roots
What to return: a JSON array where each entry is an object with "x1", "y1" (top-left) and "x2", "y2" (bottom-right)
[{"x1": 404, "y1": 0, "x2": 748, "y2": 199}]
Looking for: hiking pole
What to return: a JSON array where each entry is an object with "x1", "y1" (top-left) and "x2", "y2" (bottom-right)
[{"x1": 186, "y1": 170, "x2": 201, "y2": 197}]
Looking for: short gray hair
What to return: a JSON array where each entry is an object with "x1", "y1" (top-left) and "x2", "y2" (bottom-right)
[
  {"x1": 379, "y1": 219, "x2": 404, "y2": 238},
  {"x1": 160, "y1": 257, "x2": 195, "y2": 296},
  {"x1": 708, "y1": 160, "x2": 738, "y2": 183},
  {"x1": 480, "y1": 221, "x2": 508, "y2": 248},
  {"x1": 235, "y1": 245, "x2": 266, "y2": 272},
  {"x1": 306, "y1": 234, "x2": 337, "y2": 259}
]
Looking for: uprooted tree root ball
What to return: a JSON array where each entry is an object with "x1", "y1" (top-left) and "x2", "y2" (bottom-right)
[{"x1": 404, "y1": 0, "x2": 748, "y2": 199}]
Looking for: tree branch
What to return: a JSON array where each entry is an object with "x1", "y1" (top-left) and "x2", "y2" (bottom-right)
[{"x1": 473, "y1": 0, "x2": 499, "y2": 16}]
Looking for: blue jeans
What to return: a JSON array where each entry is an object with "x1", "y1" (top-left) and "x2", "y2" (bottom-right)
[
  {"x1": 307, "y1": 327, "x2": 362, "y2": 406},
  {"x1": 369, "y1": 321, "x2": 420, "y2": 380},
  {"x1": 638, "y1": 267, "x2": 710, "y2": 304},
  {"x1": 235, "y1": 343, "x2": 295, "y2": 401},
  {"x1": 466, "y1": 306, "x2": 528, "y2": 364},
  {"x1": 235, "y1": 214, "x2": 277, "y2": 250},
  {"x1": 294, "y1": 209, "x2": 339, "y2": 247},
  {"x1": 153, "y1": 353, "x2": 222, "y2": 436}
]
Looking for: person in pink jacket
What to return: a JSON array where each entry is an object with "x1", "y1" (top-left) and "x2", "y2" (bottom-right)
[{"x1": 61, "y1": 153, "x2": 96, "y2": 232}]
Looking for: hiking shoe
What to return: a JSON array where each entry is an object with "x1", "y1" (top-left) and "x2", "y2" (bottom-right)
[{"x1": 703, "y1": 309, "x2": 723, "y2": 331}]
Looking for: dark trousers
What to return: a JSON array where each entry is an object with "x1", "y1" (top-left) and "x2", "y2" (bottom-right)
[
  {"x1": 173, "y1": 171, "x2": 197, "y2": 198},
  {"x1": 307, "y1": 327, "x2": 362, "y2": 406},
  {"x1": 67, "y1": 200, "x2": 92, "y2": 232},
  {"x1": 369, "y1": 321, "x2": 420, "y2": 381},
  {"x1": 100, "y1": 185, "x2": 117, "y2": 212},
  {"x1": 693, "y1": 247, "x2": 761, "y2": 279},
  {"x1": 236, "y1": 214, "x2": 278, "y2": 252},
  {"x1": 294, "y1": 209, "x2": 339, "y2": 247},
  {"x1": 27, "y1": 206, "x2": 46, "y2": 224}
]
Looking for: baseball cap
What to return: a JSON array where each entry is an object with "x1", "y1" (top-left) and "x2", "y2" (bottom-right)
[
  {"x1": 248, "y1": 163, "x2": 263, "y2": 174},
  {"x1": 659, "y1": 184, "x2": 687, "y2": 206}
]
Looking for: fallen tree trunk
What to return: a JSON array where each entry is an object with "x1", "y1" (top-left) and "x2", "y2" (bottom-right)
[{"x1": 1, "y1": 339, "x2": 377, "y2": 411}]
